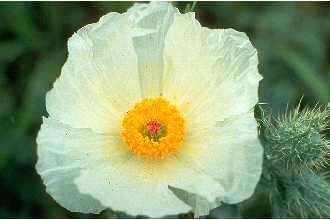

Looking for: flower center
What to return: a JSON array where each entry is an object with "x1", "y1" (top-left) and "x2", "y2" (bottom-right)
[
  {"x1": 146, "y1": 120, "x2": 161, "y2": 133},
  {"x1": 144, "y1": 119, "x2": 166, "y2": 141},
  {"x1": 121, "y1": 97, "x2": 185, "y2": 160}
]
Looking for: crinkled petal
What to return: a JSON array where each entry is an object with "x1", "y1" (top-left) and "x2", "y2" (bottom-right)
[
  {"x1": 36, "y1": 118, "x2": 224, "y2": 218},
  {"x1": 36, "y1": 117, "x2": 126, "y2": 213},
  {"x1": 75, "y1": 154, "x2": 224, "y2": 218},
  {"x1": 162, "y1": 13, "x2": 262, "y2": 204},
  {"x1": 177, "y1": 112, "x2": 263, "y2": 204},
  {"x1": 75, "y1": 161, "x2": 190, "y2": 217},
  {"x1": 46, "y1": 13, "x2": 142, "y2": 134},
  {"x1": 127, "y1": 2, "x2": 178, "y2": 97},
  {"x1": 162, "y1": 13, "x2": 262, "y2": 128},
  {"x1": 168, "y1": 186, "x2": 222, "y2": 218}
]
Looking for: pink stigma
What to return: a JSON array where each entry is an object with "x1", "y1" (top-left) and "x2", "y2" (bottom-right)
[{"x1": 146, "y1": 120, "x2": 161, "y2": 133}]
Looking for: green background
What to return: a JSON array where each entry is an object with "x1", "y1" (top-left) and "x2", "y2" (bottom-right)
[{"x1": 0, "y1": 2, "x2": 329, "y2": 218}]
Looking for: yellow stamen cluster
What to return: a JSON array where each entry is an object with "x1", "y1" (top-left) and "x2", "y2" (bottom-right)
[{"x1": 121, "y1": 97, "x2": 185, "y2": 160}]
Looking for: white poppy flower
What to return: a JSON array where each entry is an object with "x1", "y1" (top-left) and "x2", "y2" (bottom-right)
[{"x1": 36, "y1": 2, "x2": 263, "y2": 218}]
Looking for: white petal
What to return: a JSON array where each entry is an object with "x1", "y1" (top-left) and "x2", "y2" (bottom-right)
[
  {"x1": 36, "y1": 118, "x2": 224, "y2": 217},
  {"x1": 46, "y1": 13, "x2": 141, "y2": 133},
  {"x1": 177, "y1": 112, "x2": 263, "y2": 204},
  {"x1": 75, "y1": 161, "x2": 189, "y2": 217},
  {"x1": 162, "y1": 13, "x2": 262, "y2": 127},
  {"x1": 127, "y1": 2, "x2": 178, "y2": 97},
  {"x1": 162, "y1": 14, "x2": 262, "y2": 204},
  {"x1": 169, "y1": 186, "x2": 222, "y2": 218},
  {"x1": 36, "y1": 117, "x2": 126, "y2": 213},
  {"x1": 75, "y1": 154, "x2": 224, "y2": 218}
]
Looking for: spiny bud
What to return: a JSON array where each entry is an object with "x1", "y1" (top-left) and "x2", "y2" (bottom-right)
[
  {"x1": 262, "y1": 105, "x2": 329, "y2": 173},
  {"x1": 285, "y1": 171, "x2": 330, "y2": 218}
]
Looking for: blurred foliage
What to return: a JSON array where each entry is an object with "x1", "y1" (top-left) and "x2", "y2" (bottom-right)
[{"x1": 0, "y1": 1, "x2": 329, "y2": 218}]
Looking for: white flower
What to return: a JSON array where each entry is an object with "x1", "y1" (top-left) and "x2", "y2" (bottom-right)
[{"x1": 36, "y1": 2, "x2": 263, "y2": 218}]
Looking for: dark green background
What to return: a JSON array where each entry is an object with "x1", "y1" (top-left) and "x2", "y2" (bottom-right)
[{"x1": 0, "y1": 2, "x2": 329, "y2": 218}]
